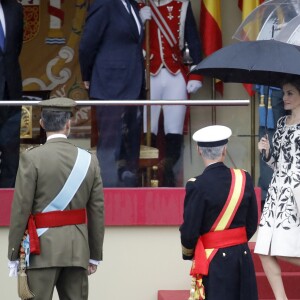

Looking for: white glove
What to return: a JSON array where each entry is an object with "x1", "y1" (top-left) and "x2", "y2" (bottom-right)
[
  {"x1": 187, "y1": 80, "x2": 202, "y2": 94},
  {"x1": 8, "y1": 260, "x2": 19, "y2": 277},
  {"x1": 139, "y1": 6, "x2": 151, "y2": 24}
]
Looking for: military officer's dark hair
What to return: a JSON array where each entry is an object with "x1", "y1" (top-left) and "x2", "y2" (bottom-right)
[{"x1": 41, "y1": 110, "x2": 72, "y2": 132}]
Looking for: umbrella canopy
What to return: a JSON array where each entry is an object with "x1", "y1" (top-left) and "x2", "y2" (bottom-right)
[
  {"x1": 275, "y1": 14, "x2": 300, "y2": 45},
  {"x1": 233, "y1": 0, "x2": 300, "y2": 41},
  {"x1": 191, "y1": 39, "x2": 300, "y2": 88}
]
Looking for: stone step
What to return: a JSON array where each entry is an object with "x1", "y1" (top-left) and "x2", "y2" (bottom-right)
[
  {"x1": 249, "y1": 243, "x2": 300, "y2": 273},
  {"x1": 158, "y1": 243, "x2": 300, "y2": 300},
  {"x1": 252, "y1": 251, "x2": 300, "y2": 272},
  {"x1": 157, "y1": 290, "x2": 189, "y2": 300},
  {"x1": 158, "y1": 288, "x2": 300, "y2": 300},
  {"x1": 256, "y1": 272, "x2": 300, "y2": 299}
]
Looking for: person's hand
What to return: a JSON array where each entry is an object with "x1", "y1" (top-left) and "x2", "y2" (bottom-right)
[
  {"x1": 8, "y1": 260, "x2": 19, "y2": 277},
  {"x1": 187, "y1": 80, "x2": 202, "y2": 94},
  {"x1": 258, "y1": 135, "x2": 270, "y2": 158},
  {"x1": 139, "y1": 6, "x2": 151, "y2": 24},
  {"x1": 83, "y1": 81, "x2": 90, "y2": 89},
  {"x1": 88, "y1": 263, "x2": 97, "y2": 275}
]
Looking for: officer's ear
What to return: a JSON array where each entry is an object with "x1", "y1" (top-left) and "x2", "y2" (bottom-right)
[
  {"x1": 222, "y1": 145, "x2": 227, "y2": 157},
  {"x1": 39, "y1": 119, "x2": 45, "y2": 129},
  {"x1": 66, "y1": 119, "x2": 71, "y2": 129},
  {"x1": 197, "y1": 146, "x2": 202, "y2": 156}
]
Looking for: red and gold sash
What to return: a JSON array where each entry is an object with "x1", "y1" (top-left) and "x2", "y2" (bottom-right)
[{"x1": 189, "y1": 168, "x2": 246, "y2": 300}]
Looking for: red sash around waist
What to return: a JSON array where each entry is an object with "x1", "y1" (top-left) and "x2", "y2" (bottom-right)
[
  {"x1": 33, "y1": 209, "x2": 86, "y2": 228},
  {"x1": 191, "y1": 226, "x2": 247, "y2": 276},
  {"x1": 202, "y1": 226, "x2": 247, "y2": 249},
  {"x1": 27, "y1": 209, "x2": 86, "y2": 255}
]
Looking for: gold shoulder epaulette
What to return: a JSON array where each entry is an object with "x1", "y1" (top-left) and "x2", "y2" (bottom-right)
[
  {"x1": 88, "y1": 148, "x2": 96, "y2": 155},
  {"x1": 25, "y1": 144, "x2": 40, "y2": 151},
  {"x1": 82, "y1": 148, "x2": 93, "y2": 154}
]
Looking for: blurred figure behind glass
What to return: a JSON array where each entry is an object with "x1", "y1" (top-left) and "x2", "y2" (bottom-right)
[
  {"x1": 79, "y1": 0, "x2": 150, "y2": 187},
  {"x1": 0, "y1": 0, "x2": 23, "y2": 188}
]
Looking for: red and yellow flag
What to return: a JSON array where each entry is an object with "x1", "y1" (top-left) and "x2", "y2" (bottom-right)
[
  {"x1": 200, "y1": 0, "x2": 223, "y2": 95},
  {"x1": 238, "y1": 0, "x2": 264, "y2": 96},
  {"x1": 238, "y1": 0, "x2": 264, "y2": 21}
]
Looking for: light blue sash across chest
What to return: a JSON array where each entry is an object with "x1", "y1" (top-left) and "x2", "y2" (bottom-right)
[{"x1": 23, "y1": 148, "x2": 91, "y2": 264}]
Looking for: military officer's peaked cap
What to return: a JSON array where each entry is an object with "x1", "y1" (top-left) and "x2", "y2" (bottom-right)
[
  {"x1": 38, "y1": 97, "x2": 77, "y2": 113},
  {"x1": 193, "y1": 125, "x2": 232, "y2": 147}
]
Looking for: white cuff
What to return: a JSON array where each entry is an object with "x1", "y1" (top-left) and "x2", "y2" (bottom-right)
[{"x1": 89, "y1": 259, "x2": 100, "y2": 266}]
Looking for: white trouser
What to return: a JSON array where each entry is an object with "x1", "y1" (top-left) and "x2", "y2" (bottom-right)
[{"x1": 143, "y1": 68, "x2": 187, "y2": 135}]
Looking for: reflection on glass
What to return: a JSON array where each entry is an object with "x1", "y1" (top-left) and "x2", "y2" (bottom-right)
[{"x1": 3, "y1": 102, "x2": 256, "y2": 190}]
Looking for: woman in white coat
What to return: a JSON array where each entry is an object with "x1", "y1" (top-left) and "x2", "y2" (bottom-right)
[{"x1": 255, "y1": 76, "x2": 300, "y2": 300}]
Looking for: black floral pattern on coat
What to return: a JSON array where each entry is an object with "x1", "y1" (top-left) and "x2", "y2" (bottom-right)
[{"x1": 260, "y1": 116, "x2": 300, "y2": 230}]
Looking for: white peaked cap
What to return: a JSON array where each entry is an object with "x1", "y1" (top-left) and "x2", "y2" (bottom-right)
[{"x1": 192, "y1": 125, "x2": 232, "y2": 147}]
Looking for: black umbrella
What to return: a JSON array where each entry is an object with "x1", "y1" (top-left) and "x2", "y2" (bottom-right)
[
  {"x1": 191, "y1": 39, "x2": 300, "y2": 157},
  {"x1": 191, "y1": 39, "x2": 300, "y2": 88}
]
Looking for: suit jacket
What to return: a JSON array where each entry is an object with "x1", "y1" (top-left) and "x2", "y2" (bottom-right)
[
  {"x1": 180, "y1": 162, "x2": 258, "y2": 300},
  {"x1": 8, "y1": 138, "x2": 105, "y2": 269},
  {"x1": 0, "y1": 0, "x2": 23, "y2": 100},
  {"x1": 79, "y1": 0, "x2": 145, "y2": 100}
]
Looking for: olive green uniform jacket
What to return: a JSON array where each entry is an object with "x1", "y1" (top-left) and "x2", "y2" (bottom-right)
[{"x1": 8, "y1": 138, "x2": 105, "y2": 269}]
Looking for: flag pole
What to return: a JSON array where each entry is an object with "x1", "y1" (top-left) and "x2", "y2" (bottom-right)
[
  {"x1": 250, "y1": 93, "x2": 256, "y2": 182},
  {"x1": 212, "y1": 78, "x2": 217, "y2": 124},
  {"x1": 144, "y1": 0, "x2": 152, "y2": 186},
  {"x1": 145, "y1": 0, "x2": 151, "y2": 147}
]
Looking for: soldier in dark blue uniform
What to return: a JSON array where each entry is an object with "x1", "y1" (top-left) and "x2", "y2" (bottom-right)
[{"x1": 180, "y1": 125, "x2": 258, "y2": 300}]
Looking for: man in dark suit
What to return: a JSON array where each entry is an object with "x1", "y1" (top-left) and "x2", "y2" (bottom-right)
[
  {"x1": 79, "y1": 0, "x2": 150, "y2": 187},
  {"x1": 0, "y1": 0, "x2": 23, "y2": 188},
  {"x1": 180, "y1": 125, "x2": 258, "y2": 300},
  {"x1": 8, "y1": 98, "x2": 105, "y2": 300}
]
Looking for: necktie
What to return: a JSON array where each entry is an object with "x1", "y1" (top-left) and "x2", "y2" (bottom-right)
[
  {"x1": 124, "y1": 0, "x2": 139, "y2": 35},
  {"x1": 124, "y1": 0, "x2": 132, "y2": 14},
  {"x1": 0, "y1": 21, "x2": 5, "y2": 51}
]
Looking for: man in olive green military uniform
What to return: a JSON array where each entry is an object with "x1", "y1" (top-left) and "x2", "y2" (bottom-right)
[{"x1": 8, "y1": 98, "x2": 105, "y2": 300}]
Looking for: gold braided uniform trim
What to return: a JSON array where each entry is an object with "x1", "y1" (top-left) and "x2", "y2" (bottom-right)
[{"x1": 182, "y1": 244, "x2": 194, "y2": 257}]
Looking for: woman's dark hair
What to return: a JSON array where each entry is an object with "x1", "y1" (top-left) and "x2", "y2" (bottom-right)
[{"x1": 281, "y1": 75, "x2": 300, "y2": 93}]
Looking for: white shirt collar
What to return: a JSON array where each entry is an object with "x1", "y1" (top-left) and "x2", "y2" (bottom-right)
[{"x1": 47, "y1": 134, "x2": 67, "y2": 141}]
